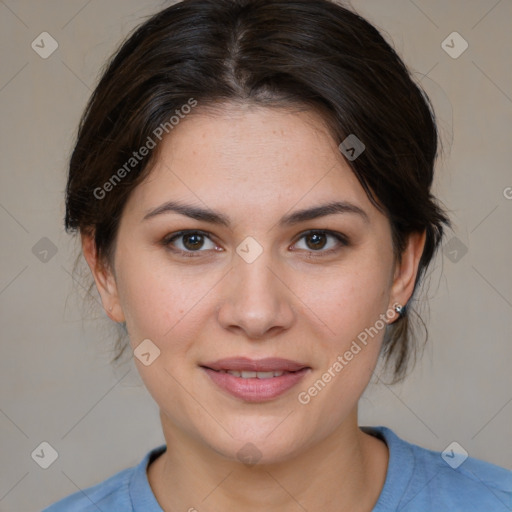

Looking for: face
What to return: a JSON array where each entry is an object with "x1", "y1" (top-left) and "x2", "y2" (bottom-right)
[{"x1": 84, "y1": 104, "x2": 424, "y2": 464}]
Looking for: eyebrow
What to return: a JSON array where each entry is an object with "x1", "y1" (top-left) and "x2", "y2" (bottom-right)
[{"x1": 142, "y1": 200, "x2": 369, "y2": 226}]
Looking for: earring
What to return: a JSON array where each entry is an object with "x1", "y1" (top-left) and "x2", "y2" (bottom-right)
[
  {"x1": 394, "y1": 303, "x2": 404, "y2": 316},
  {"x1": 108, "y1": 306, "x2": 113, "y2": 312}
]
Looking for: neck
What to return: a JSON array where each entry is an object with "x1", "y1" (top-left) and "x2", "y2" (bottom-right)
[{"x1": 147, "y1": 409, "x2": 388, "y2": 512}]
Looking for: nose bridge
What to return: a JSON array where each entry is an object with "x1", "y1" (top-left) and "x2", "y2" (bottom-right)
[
  {"x1": 217, "y1": 245, "x2": 295, "y2": 338},
  {"x1": 238, "y1": 251, "x2": 278, "y2": 301},
  {"x1": 233, "y1": 233, "x2": 278, "y2": 291}
]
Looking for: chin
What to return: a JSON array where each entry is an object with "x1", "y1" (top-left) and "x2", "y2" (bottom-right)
[{"x1": 195, "y1": 416, "x2": 315, "y2": 466}]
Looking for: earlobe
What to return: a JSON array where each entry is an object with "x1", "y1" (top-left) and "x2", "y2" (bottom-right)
[
  {"x1": 390, "y1": 230, "x2": 427, "y2": 310},
  {"x1": 80, "y1": 231, "x2": 125, "y2": 323}
]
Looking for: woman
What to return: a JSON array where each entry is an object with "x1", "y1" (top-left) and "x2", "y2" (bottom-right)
[{"x1": 43, "y1": 0, "x2": 512, "y2": 510}]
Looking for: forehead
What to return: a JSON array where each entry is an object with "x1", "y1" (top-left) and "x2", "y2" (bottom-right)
[{"x1": 124, "y1": 105, "x2": 377, "y2": 222}]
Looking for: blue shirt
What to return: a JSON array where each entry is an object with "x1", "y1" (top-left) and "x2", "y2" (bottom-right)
[{"x1": 42, "y1": 426, "x2": 512, "y2": 511}]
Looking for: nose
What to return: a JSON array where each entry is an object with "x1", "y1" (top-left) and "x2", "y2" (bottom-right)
[{"x1": 216, "y1": 251, "x2": 296, "y2": 340}]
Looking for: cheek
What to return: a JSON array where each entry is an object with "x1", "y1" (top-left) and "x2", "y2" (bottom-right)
[
  {"x1": 290, "y1": 255, "x2": 392, "y2": 412},
  {"x1": 297, "y1": 259, "x2": 391, "y2": 344},
  {"x1": 116, "y1": 251, "x2": 219, "y2": 345},
  {"x1": 115, "y1": 256, "x2": 218, "y2": 413},
  {"x1": 295, "y1": 265, "x2": 390, "y2": 417}
]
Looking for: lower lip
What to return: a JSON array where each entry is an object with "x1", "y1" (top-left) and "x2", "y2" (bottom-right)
[{"x1": 201, "y1": 367, "x2": 310, "y2": 402}]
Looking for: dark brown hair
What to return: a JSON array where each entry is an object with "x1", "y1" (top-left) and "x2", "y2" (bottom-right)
[{"x1": 65, "y1": 0, "x2": 449, "y2": 382}]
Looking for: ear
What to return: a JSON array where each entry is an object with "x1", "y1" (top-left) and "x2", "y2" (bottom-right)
[
  {"x1": 390, "y1": 230, "x2": 427, "y2": 312},
  {"x1": 81, "y1": 231, "x2": 125, "y2": 323}
]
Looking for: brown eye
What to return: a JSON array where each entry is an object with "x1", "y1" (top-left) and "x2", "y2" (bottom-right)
[
  {"x1": 292, "y1": 230, "x2": 348, "y2": 255},
  {"x1": 182, "y1": 233, "x2": 205, "y2": 250},
  {"x1": 164, "y1": 230, "x2": 217, "y2": 254},
  {"x1": 304, "y1": 232, "x2": 328, "y2": 250}
]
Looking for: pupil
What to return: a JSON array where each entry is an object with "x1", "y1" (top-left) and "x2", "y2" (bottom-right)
[
  {"x1": 307, "y1": 233, "x2": 326, "y2": 250},
  {"x1": 184, "y1": 233, "x2": 203, "y2": 250}
]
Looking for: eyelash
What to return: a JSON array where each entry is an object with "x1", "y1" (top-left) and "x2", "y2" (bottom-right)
[{"x1": 161, "y1": 229, "x2": 349, "y2": 259}]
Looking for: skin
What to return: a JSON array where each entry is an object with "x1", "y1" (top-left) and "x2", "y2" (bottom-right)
[{"x1": 82, "y1": 103, "x2": 426, "y2": 512}]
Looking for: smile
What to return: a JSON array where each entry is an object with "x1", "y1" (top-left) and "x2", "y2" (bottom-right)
[
  {"x1": 200, "y1": 359, "x2": 311, "y2": 402},
  {"x1": 213, "y1": 369, "x2": 290, "y2": 378}
]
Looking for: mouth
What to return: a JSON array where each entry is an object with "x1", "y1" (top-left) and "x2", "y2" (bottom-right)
[
  {"x1": 200, "y1": 357, "x2": 311, "y2": 402},
  {"x1": 201, "y1": 356, "x2": 309, "y2": 373},
  {"x1": 206, "y1": 369, "x2": 298, "y2": 379}
]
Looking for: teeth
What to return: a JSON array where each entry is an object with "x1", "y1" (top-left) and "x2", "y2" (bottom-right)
[
  {"x1": 255, "y1": 371, "x2": 275, "y2": 379},
  {"x1": 224, "y1": 370, "x2": 287, "y2": 378}
]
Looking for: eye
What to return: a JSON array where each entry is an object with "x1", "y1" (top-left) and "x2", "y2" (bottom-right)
[
  {"x1": 163, "y1": 230, "x2": 219, "y2": 255},
  {"x1": 162, "y1": 229, "x2": 348, "y2": 258},
  {"x1": 292, "y1": 230, "x2": 348, "y2": 255}
]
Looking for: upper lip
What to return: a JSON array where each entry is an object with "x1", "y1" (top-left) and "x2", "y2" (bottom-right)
[{"x1": 201, "y1": 357, "x2": 309, "y2": 372}]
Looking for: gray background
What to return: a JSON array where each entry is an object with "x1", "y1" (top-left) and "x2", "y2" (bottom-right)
[{"x1": 0, "y1": 0, "x2": 511, "y2": 510}]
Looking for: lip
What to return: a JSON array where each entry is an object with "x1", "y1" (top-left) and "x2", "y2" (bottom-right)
[
  {"x1": 201, "y1": 357, "x2": 308, "y2": 372},
  {"x1": 200, "y1": 357, "x2": 311, "y2": 402}
]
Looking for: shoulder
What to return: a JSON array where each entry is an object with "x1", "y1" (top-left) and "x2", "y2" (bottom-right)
[
  {"x1": 41, "y1": 445, "x2": 166, "y2": 512},
  {"x1": 41, "y1": 467, "x2": 133, "y2": 512},
  {"x1": 366, "y1": 426, "x2": 512, "y2": 512},
  {"x1": 407, "y1": 437, "x2": 512, "y2": 510}
]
